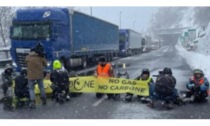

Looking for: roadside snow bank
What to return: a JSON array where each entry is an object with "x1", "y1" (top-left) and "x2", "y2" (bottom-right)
[
  {"x1": 195, "y1": 22, "x2": 210, "y2": 56},
  {"x1": 0, "y1": 69, "x2": 4, "y2": 74},
  {"x1": 176, "y1": 44, "x2": 210, "y2": 80}
]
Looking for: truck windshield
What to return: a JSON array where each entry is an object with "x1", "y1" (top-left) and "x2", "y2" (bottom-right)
[
  {"x1": 11, "y1": 23, "x2": 50, "y2": 40},
  {"x1": 119, "y1": 33, "x2": 126, "y2": 43}
]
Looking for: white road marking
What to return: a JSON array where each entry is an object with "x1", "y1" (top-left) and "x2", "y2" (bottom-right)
[{"x1": 92, "y1": 95, "x2": 106, "y2": 107}]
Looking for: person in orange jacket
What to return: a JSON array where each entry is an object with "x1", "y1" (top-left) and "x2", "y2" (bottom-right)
[
  {"x1": 186, "y1": 69, "x2": 209, "y2": 102},
  {"x1": 95, "y1": 56, "x2": 116, "y2": 99}
]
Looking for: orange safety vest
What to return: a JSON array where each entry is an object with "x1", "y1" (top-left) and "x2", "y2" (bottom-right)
[
  {"x1": 97, "y1": 63, "x2": 111, "y2": 77},
  {"x1": 191, "y1": 76, "x2": 209, "y2": 95},
  {"x1": 191, "y1": 76, "x2": 204, "y2": 86}
]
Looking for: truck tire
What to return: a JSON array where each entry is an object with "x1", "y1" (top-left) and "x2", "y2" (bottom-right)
[
  {"x1": 82, "y1": 57, "x2": 87, "y2": 69},
  {"x1": 107, "y1": 55, "x2": 111, "y2": 62},
  {"x1": 110, "y1": 54, "x2": 113, "y2": 61}
]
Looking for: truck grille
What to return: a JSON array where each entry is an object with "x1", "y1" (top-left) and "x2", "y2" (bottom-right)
[
  {"x1": 16, "y1": 48, "x2": 30, "y2": 68},
  {"x1": 17, "y1": 53, "x2": 28, "y2": 68}
]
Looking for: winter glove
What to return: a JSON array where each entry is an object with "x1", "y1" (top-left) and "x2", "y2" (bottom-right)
[
  {"x1": 200, "y1": 85, "x2": 208, "y2": 91},
  {"x1": 187, "y1": 83, "x2": 195, "y2": 89},
  {"x1": 190, "y1": 80, "x2": 195, "y2": 84}
]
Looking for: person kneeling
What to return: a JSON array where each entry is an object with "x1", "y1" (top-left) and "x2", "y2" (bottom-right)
[
  {"x1": 50, "y1": 60, "x2": 70, "y2": 104},
  {"x1": 14, "y1": 69, "x2": 30, "y2": 108}
]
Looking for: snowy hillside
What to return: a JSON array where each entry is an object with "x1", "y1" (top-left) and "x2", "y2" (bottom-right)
[
  {"x1": 178, "y1": 7, "x2": 210, "y2": 56},
  {"x1": 176, "y1": 45, "x2": 210, "y2": 81},
  {"x1": 195, "y1": 22, "x2": 210, "y2": 56},
  {"x1": 176, "y1": 8, "x2": 210, "y2": 79},
  {"x1": 179, "y1": 7, "x2": 194, "y2": 28}
]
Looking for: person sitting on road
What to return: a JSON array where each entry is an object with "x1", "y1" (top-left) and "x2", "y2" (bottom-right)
[
  {"x1": 125, "y1": 68, "x2": 154, "y2": 102},
  {"x1": 1, "y1": 64, "x2": 13, "y2": 96},
  {"x1": 1, "y1": 64, "x2": 14, "y2": 111},
  {"x1": 14, "y1": 69, "x2": 29, "y2": 99},
  {"x1": 186, "y1": 69, "x2": 209, "y2": 102},
  {"x1": 95, "y1": 56, "x2": 116, "y2": 99},
  {"x1": 14, "y1": 69, "x2": 30, "y2": 108},
  {"x1": 147, "y1": 67, "x2": 178, "y2": 109},
  {"x1": 50, "y1": 60, "x2": 70, "y2": 104}
]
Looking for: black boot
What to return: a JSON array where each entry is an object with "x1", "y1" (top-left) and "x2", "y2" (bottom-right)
[
  {"x1": 30, "y1": 100, "x2": 36, "y2": 109},
  {"x1": 2, "y1": 83, "x2": 8, "y2": 96},
  {"x1": 96, "y1": 93, "x2": 104, "y2": 99},
  {"x1": 107, "y1": 94, "x2": 114, "y2": 100},
  {"x1": 51, "y1": 91, "x2": 56, "y2": 100},
  {"x1": 137, "y1": 96, "x2": 143, "y2": 101},
  {"x1": 125, "y1": 94, "x2": 133, "y2": 102},
  {"x1": 3, "y1": 96, "x2": 14, "y2": 111},
  {"x1": 16, "y1": 98, "x2": 23, "y2": 109},
  {"x1": 147, "y1": 100, "x2": 155, "y2": 108},
  {"x1": 41, "y1": 97, "x2": 47, "y2": 105},
  {"x1": 114, "y1": 94, "x2": 121, "y2": 101},
  {"x1": 162, "y1": 101, "x2": 174, "y2": 109}
]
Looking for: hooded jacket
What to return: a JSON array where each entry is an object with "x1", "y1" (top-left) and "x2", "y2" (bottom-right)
[{"x1": 25, "y1": 51, "x2": 47, "y2": 80}]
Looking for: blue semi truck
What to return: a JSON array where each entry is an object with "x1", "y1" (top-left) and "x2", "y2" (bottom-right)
[
  {"x1": 118, "y1": 29, "x2": 142, "y2": 57},
  {"x1": 10, "y1": 8, "x2": 119, "y2": 72}
]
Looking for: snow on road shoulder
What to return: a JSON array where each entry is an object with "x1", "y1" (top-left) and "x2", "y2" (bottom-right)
[
  {"x1": 175, "y1": 44, "x2": 210, "y2": 81},
  {"x1": 0, "y1": 69, "x2": 4, "y2": 75}
]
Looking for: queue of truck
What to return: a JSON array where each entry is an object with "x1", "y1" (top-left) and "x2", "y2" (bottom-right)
[{"x1": 9, "y1": 7, "x2": 154, "y2": 72}]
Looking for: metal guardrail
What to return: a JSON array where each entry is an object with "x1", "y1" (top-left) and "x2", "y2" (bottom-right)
[{"x1": 0, "y1": 46, "x2": 12, "y2": 68}]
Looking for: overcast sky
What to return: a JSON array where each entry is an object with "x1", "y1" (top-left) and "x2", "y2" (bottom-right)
[{"x1": 74, "y1": 7, "x2": 159, "y2": 34}]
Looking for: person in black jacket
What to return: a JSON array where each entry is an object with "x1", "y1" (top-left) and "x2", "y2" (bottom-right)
[
  {"x1": 50, "y1": 60, "x2": 70, "y2": 104},
  {"x1": 147, "y1": 67, "x2": 178, "y2": 109},
  {"x1": 14, "y1": 69, "x2": 29, "y2": 99},
  {"x1": 1, "y1": 64, "x2": 13, "y2": 96},
  {"x1": 14, "y1": 69, "x2": 30, "y2": 108}
]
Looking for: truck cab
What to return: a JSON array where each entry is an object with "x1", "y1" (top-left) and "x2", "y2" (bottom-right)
[
  {"x1": 119, "y1": 29, "x2": 129, "y2": 57},
  {"x1": 10, "y1": 8, "x2": 71, "y2": 72},
  {"x1": 118, "y1": 29, "x2": 142, "y2": 56}
]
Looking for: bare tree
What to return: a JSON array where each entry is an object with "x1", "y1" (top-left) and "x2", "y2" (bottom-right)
[
  {"x1": 0, "y1": 7, "x2": 15, "y2": 47},
  {"x1": 194, "y1": 7, "x2": 210, "y2": 28},
  {"x1": 152, "y1": 7, "x2": 187, "y2": 29},
  {"x1": 147, "y1": 7, "x2": 188, "y2": 38}
]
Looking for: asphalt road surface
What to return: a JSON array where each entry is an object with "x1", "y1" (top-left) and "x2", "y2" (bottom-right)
[{"x1": 0, "y1": 42, "x2": 209, "y2": 119}]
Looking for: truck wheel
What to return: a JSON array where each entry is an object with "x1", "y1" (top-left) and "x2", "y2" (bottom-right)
[
  {"x1": 107, "y1": 55, "x2": 111, "y2": 62},
  {"x1": 110, "y1": 54, "x2": 113, "y2": 61},
  {"x1": 82, "y1": 57, "x2": 87, "y2": 69}
]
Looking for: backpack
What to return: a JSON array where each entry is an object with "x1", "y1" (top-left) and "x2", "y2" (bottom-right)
[
  {"x1": 57, "y1": 70, "x2": 69, "y2": 86},
  {"x1": 155, "y1": 75, "x2": 175, "y2": 95},
  {"x1": 14, "y1": 75, "x2": 29, "y2": 98},
  {"x1": 51, "y1": 70, "x2": 69, "y2": 89}
]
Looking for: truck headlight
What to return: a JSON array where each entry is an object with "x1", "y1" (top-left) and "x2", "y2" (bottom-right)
[
  {"x1": 47, "y1": 61, "x2": 52, "y2": 67},
  {"x1": 12, "y1": 61, "x2": 17, "y2": 68}
]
